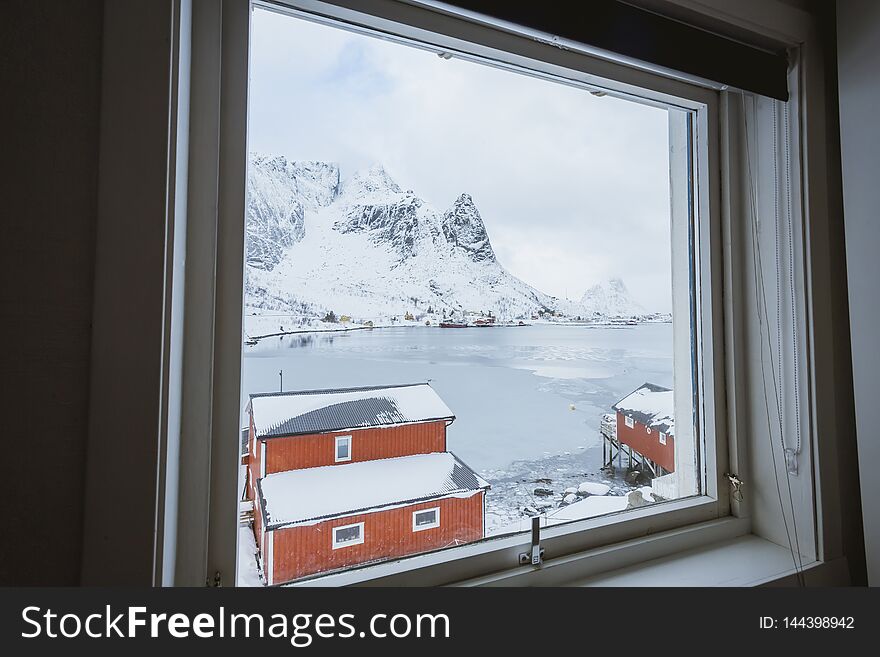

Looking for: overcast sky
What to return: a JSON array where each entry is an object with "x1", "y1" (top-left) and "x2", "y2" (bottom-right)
[{"x1": 249, "y1": 8, "x2": 672, "y2": 310}]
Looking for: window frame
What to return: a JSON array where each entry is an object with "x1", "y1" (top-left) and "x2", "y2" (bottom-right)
[
  {"x1": 335, "y1": 435, "x2": 352, "y2": 463},
  {"x1": 85, "y1": 0, "x2": 852, "y2": 589},
  {"x1": 332, "y1": 521, "x2": 366, "y2": 549},
  {"x1": 194, "y1": 0, "x2": 735, "y2": 587},
  {"x1": 413, "y1": 507, "x2": 441, "y2": 532},
  {"x1": 624, "y1": 416, "x2": 635, "y2": 429}
]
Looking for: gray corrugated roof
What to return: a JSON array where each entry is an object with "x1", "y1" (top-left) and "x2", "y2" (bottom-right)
[
  {"x1": 450, "y1": 457, "x2": 485, "y2": 492},
  {"x1": 266, "y1": 397, "x2": 406, "y2": 438},
  {"x1": 248, "y1": 383, "x2": 455, "y2": 439}
]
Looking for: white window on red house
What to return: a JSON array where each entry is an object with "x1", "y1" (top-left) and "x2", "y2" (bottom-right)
[
  {"x1": 332, "y1": 522, "x2": 364, "y2": 549},
  {"x1": 659, "y1": 432, "x2": 667, "y2": 445},
  {"x1": 624, "y1": 416, "x2": 635, "y2": 429},
  {"x1": 412, "y1": 507, "x2": 440, "y2": 532},
  {"x1": 335, "y1": 435, "x2": 352, "y2": 462}
]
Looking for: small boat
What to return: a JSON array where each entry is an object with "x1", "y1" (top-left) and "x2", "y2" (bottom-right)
[{"x1": 439, "y1": 322, "x2": 469, "y2": 328}]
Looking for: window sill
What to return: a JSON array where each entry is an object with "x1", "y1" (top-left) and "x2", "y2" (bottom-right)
[
  {"x1": 288, "y1": 497, "x2": 726, "y2": 586},
  {"x1": 569, "y1": 535, "x2": 822, "y2": 586},
  {"x1": 460, "y1": 532, "x2": 844, "y2": 587}
]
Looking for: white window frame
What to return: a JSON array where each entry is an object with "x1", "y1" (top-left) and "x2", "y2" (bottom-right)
[
  {"x1": 156, "y1": 0, "x2": 846, "y2": 588},
  {"x1": 332, "y1": 521, "x2": 365, "y2": 549},
  {"x1": 659, "y1": 432, "x2": 667, "y2": 445},
  {"x1": 624, "y1": 416, "x2": 635, "y2": 429},
  {"x1": 413, "y1": 507, "x2": 441, "y2": 532},
  {"x1": 335, "y1": 435, "x2": 352, "y2": 462}
]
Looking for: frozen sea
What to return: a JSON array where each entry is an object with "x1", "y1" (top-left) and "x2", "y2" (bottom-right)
[{"x1": 242, "y1": 323, "x2": 672, "y2": 467}]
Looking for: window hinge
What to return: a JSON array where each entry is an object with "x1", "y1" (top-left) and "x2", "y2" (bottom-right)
[
  {"x1": 725, "y1": 472, "x2": 744, "y2": 502},
  {"x1": 519, "y1": 516, "x2": 544, "y2": 566},
  {"x1": 207, "y1": 570, "x2": 223, "y2": 587}
]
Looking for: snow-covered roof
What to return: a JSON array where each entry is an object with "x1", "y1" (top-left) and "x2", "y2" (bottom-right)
[
  {"x1": 257, "y1": 452, "x2": 489, "y2": 528},
  {"x1": 612, "y1": 382, "x2": 675, "y2": 435},
  {"x1": 248, "y1": 383, "x2": 455, "y2": 439}
]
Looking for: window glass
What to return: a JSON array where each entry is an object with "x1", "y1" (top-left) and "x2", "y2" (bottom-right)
[
  {"x1": 333, "y1": 523, "x2": 363, "y2": 547},
  {"x1": 336, "y1": 436, "x2": 351, "y2": 461},
  {"x1": 413, "y1": 508, "x2": 440, "y2": 530},
  {"x1": 236, "y1": 6, "x2": 701, "y2": 586}
]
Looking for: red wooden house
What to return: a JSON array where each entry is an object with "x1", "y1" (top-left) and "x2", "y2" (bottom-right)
[
  {"x1": 245, "y1": 383, "x2": 489, "y2": 584},
  {"x1": 612, "y1": 383, "x2": 675, "y2": 475}
]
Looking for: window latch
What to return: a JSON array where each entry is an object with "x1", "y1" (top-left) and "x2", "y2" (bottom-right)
[
  {"x1": 519, "y1": 516, "x2": 544, "y2": 566},
  {"x1": 725, "y1": 472, "x2": 744, "y2": 502}
]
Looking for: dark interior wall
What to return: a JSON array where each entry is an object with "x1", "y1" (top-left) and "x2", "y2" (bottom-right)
[
  {"x1": 837, "y1": 0, "x2": 880, "y2": 586},
  {"x1": 0, "y1": 1, "x2": 104, "y2": 584},
  {"x1": 811, "y1": 0, "x2": 866, "y2": 586}
]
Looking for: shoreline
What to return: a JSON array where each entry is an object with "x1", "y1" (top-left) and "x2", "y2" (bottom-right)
[
  {"x1": 244, "y1": 318, "x2": 671, "y2": 344},
  {"x1": 246, "y1": 324, "x2": 383, "y2": 341}
]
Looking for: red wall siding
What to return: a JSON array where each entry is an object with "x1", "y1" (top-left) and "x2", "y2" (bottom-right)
[
  {"x1": 616, "y1": 411, "x2": 675, "y2": 472},
  {"x1": 269, "y1": 493, "x2": 483, "y2": 584},
  {"x1": 264, "y1": 421, "x2": 447, "y2": 474}
]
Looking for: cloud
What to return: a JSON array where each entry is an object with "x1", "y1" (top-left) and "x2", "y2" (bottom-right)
[{"x1": 249, "y1": 8, "x2": 673, "y2": 311}]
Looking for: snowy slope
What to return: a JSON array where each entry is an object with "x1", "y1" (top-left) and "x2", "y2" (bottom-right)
[
  {"x1": 579, "y1": 278, "x2": 645, "y2": 317},
  {"x1": 246, "y1": 154, "x2": 340, "y2": 270},
  {"x1": 245, "y1": 154, "x2": 565, "y2": 321}
]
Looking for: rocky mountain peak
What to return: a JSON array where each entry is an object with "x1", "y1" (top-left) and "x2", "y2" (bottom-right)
[
  {"x1": 441, "y1": 193, "x2": 495, "y2": 263},
  {"x1": 580, "y1": 277, "x2": 644, "y2": 317}
]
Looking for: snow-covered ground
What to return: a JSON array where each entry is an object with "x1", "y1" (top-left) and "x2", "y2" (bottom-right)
[
  {"x1": 237, "y1": 525, "x2": 263, "y2": 587},
  {"x1": 480, "y1": 448, "x2": 660, "y2": 536}
]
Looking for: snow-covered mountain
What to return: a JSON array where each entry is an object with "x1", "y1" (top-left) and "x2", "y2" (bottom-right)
[
  {"x1": 244, "y1": 153, "x2": 660, "y2": 326},
  {"x1": 245, "y1": 154, "x2": 567, "y2": 321},
  {"x1": 579, "y1": 278, "x2": 645, "y2": 317}
]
